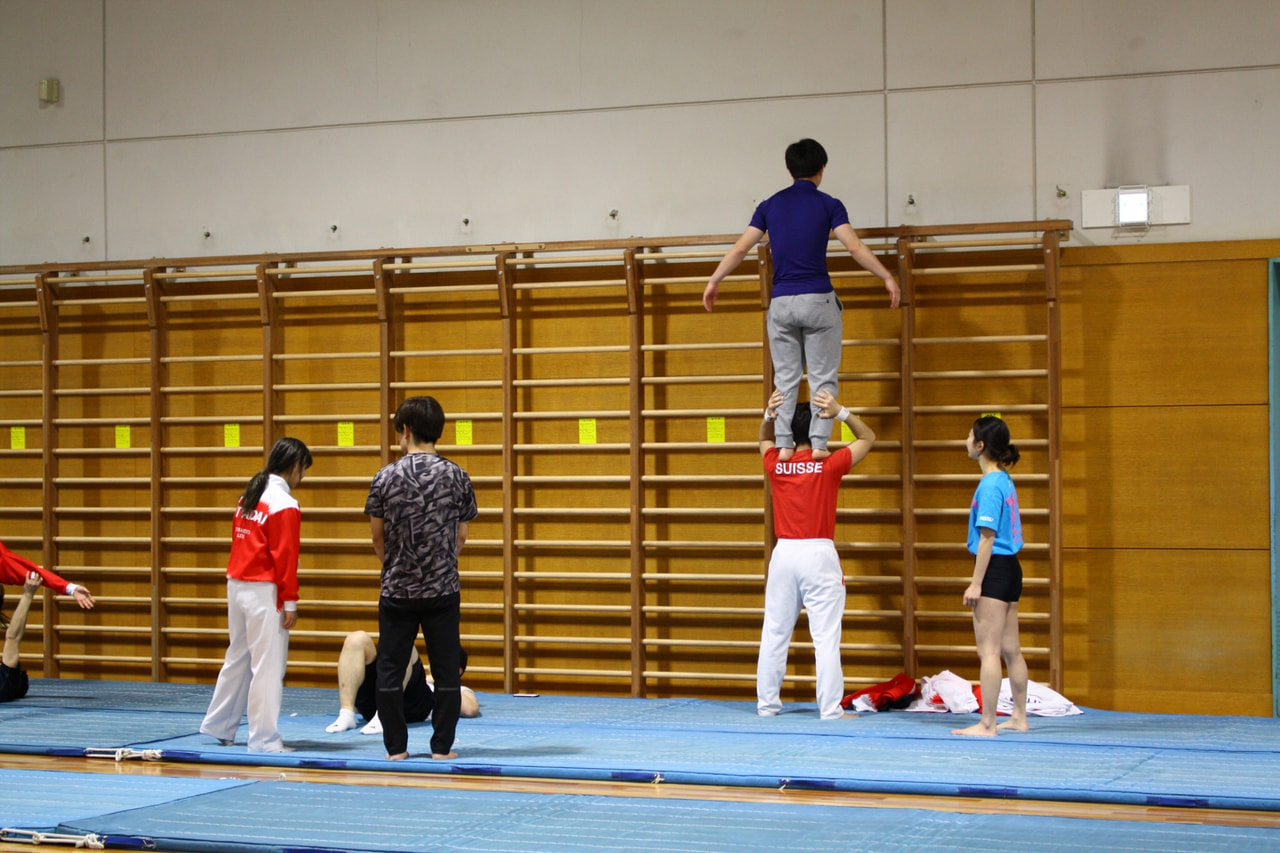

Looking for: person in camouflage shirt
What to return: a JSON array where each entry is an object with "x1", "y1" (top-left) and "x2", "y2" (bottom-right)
[{"x1": 365, "y1": 396, "x2": 478, "y2": 760}]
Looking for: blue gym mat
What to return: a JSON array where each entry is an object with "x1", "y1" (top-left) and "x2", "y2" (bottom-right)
[
  {"x1": 3, "y1": 679, "x2": 1280, "y2": 811},
  {"x1": 2, "y1": 769, "x2": 1278, "y2": 853}
]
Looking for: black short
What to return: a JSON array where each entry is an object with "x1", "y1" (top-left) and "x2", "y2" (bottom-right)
[
  {"x1": 0, "y1": 662, "x2": 30, "y2": 703},
  {"x1": 355, "y1": 656, "x2": 433, "y2": 723},
  {"x1": 980, "y1": 553, "x2": 1023, "y2": 603}
]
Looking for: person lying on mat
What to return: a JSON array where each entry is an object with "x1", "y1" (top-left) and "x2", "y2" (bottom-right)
[
  {"x1": 325, "y1": 629, "x2": 479, "y2": 734},
  {"x1": 0, "y1": 572, "x2": 43, "y2": 703},
  {"x1": 0, "y1": 539, "x2": 96, "y2": 615}
]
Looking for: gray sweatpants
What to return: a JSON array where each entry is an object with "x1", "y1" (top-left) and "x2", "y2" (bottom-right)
[{"x1": 767, "y1": 291, "x2": 843, "y2": 451}]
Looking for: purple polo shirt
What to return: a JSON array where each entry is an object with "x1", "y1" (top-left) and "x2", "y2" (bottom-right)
[{"x1": 749, "y1": 180, "x2": 850, "y2": 297}]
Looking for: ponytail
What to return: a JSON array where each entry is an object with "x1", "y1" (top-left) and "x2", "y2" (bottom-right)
[
  {"x1": 239, "y1": 437, "x2": 313, "y2": 512},
  {"x1": 971, "y1": 416, "x2": 1020, "y2": 468}
]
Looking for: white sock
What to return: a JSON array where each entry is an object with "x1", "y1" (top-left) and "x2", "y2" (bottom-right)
[
  {"x1": 360, "y1": 712, "x2": 383, "y2": 735},
  {"x1": 325, "y1": 709, "x2": 358, "y2": 733}
]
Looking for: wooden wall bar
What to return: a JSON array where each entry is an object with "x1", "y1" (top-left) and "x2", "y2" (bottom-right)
[{"x1": 0, "y1": 221, "x2": 1107, "y2": 707}]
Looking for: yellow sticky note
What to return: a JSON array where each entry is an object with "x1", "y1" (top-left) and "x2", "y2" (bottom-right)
[
  {"x1": 10, "y1": 426, "x2": 25, "y2": 450},
  {"x1": 115, "y1": 424, "x2": 131, "y2": 449},
  {"x1": 706, "y1": 416, "x2": 725, "y2": 443},
  {"x1": 337, "y1": 421, "x2": 355, "y2": 447},
  {"x1": 578, "y1": 418, "x2": 597, "y2": 445},
  {"x1": 455, "y1": 419, "x2": 473, "y2": 446},
  {"x1": 224, "y1": 423, "x2": 241, "y2": 448},
  {"x1": 840, "y1": 421, "x2": 854, "y2": 442},
  {"x1": 981, "y1": 412, "x2": 1002, "y2": 420}
]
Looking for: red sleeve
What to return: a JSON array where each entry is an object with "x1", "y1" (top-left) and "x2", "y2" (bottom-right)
[
  {"x1": 265, "y1": 507, "x2": 301, "y2": 610},
  {"x1": 0, "y1": 541, "x2": 72, "y2": 593}
]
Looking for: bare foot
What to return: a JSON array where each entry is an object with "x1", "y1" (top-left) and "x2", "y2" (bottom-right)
[
  {"x1": 951, "y1": 722, "x2": 998, "y2": 737},
  {"x1": 811, "y1": 448, "x2": 831, "y2": 460},
  {"x1": 386, "y1": 751, "x2": 410, "y2": 761},
  {"x1": 778, "y1": 447, "x2": 795, "y2": 461},
  {"x1": 997, "y1": 718, "x2": 1030, "y2": 733},
  {"x1": 431, "y1": 751, "x2": 458, "y2": 760}
]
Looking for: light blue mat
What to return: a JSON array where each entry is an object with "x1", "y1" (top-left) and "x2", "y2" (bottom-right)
[
  {"x1": 4, "y1": 680, "x2": 1280, "y2": 811},
  {"x1": 0, "y1": 769, "x2": 250, "y2": 831},
  {"x1": 32, "y1": 775, "x2": 1280, "y2": 853}
]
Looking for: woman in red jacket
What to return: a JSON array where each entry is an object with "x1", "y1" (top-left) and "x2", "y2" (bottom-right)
[{"x1": 200, "y1": 437, "x2": 312, "y2": 753}]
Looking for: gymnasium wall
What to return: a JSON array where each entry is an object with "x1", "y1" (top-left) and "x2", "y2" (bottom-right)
[
  {"x1": 3, "y1": 233, "x2": 1275, "y2": 716},
  {"x1": 1059, "y1": 239, "x2": 1276, "y2": 715},
  {"x1": 0, "y1": 1, "x2": 1277, "y2": 716},
  {"x1": 3, "y1": 1, "x2": 1280, "y2": 266}
]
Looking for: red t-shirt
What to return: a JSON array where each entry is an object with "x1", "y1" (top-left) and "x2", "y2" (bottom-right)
[{"x1": 764, "y1": 446, "x2": 852, "y2": 540}]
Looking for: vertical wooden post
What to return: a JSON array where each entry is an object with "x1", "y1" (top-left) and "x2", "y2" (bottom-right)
[
  {"x1": 256, "y1": 264, "x2": 278, "y2": 455},
  {"x1": 895, "y1": 235, "x2": 918, "y2": 680},
  {"x1": 36, "y1": 273, "x2": 59, "y2": 677},
  {"x1": 623, "y1": 248, "x2": 646, "y2": 697},
  {"x1": 373, "y1": 258, "x2": 394, "y2": 468},
  {"x1": 757, "y1": 244, "x2": 776, "y2": 571},
  {"x1": 143, "y1": 268, "x2": 167, "y2": 681},
  {"x1": 1043, "y1": 229, "x2": 1064, "y2": 692},
  {"x1": 496, "y1": 252, "x2": 517, "y2": 693}
]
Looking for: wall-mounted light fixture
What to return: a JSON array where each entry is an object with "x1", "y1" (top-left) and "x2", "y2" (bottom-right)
[
  {"x1": 1115, "y1": 185, "x2": 1150, "y2": 228},
  {"x1": 1080, "y1": 185, "x2": 1191, "y2": 230}
]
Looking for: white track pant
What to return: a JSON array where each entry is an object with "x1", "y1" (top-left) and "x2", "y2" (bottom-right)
[
  {"x1": 757, "y1": 538, "x2": 846, "y2": 720},
  {"x1": 200, "y1": 579, "x2": 290, "y2": 752}
]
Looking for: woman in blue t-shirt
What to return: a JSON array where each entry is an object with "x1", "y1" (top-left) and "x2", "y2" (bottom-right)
[{"x1": 952, "y1": 415, "x2": 1029, "y2": 737}]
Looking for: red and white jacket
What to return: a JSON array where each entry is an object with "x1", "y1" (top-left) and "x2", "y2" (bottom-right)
[
  {"x1": 0, "y1": 540, "x2": 78, "y2": 595},
  {"x1": 226, "y1": 474, "x2": 300, "y2": 612}
]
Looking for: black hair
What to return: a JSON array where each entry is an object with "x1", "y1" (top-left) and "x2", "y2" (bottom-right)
[
  {"x1": 394, "y1": 396, "x2": 445, "y2": 445},
  {"x1": 790, "y1": 401, "x2": 813, "y2": 447},
  {"x1": 240, "y1": 437, "x2": 312, "y2": 512},
  {"x1": 785, "y1": 138, "x2": 828, "y2": 179},
  {"x1": 972, "y1": 416, "x2": 1020, "y2": 468}
]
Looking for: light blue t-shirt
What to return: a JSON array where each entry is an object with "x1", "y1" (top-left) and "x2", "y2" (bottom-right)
[{"x1": 967, "y1": 470, "x2": 1023, "y2": 555}]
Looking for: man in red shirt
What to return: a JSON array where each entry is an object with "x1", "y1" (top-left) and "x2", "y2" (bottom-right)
[{"x1": 758, "y1": 387, "x2": 877, "y2": 720}]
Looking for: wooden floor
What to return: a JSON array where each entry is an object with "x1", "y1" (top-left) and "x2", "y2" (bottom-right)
[{"x1": 3, "y1": 751, "x2": 1279, "y2": 852}]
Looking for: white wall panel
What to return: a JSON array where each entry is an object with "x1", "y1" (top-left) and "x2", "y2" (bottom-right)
[
  {"x1": 0, "y1": 0, "x2": 103, "y2": 147},
  {"x1": 1036, "y1": 68, "x2": 1280, "y2": 244},
  {"x1": 104, "y1": 95, "x2": 885, "y2": 260},
  {"x1": 105, "y1": 0, "x2": 883, "y2": 141},
  {"x1": 106, "y1": 0, "x2": 383, "y2": 138},
  {"x1": 886, "y1": 0, "x2": 1032, "y2": 89},
  {"x1": 0, "y1": 144, "x2": 105, "y2": 266},
  {"x1": 887, "y1": 85, "x2": 1034, "y2": 226},
  {"x1": 1036, "y1": 0, "x2": 1280, "y2": 80},
  {"x1": 577, "y1": 0, "x2": 883, "y2": 103}
]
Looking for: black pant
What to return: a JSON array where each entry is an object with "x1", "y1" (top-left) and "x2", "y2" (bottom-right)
[{"x1": 376, "y1": 592, "x2": 462, "y2": 757}]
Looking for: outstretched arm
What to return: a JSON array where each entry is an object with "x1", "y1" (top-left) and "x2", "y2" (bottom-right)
[
  {"x1": 704, "y1": 226, "x2": 765, "y2": 311},
  {"x1": 833, "y1": 223, "x2": 900, "y2": 308},
  {"x1": 2, "y1": 572, "x2": 42, "y2": 668}
]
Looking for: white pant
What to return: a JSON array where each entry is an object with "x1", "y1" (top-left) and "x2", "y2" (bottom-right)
[
  {"x1": 200, "y1": 579, "x2": 290, "y2": 752},
  {"x1": 757, "y1": 538, "x2": 846, "y2": 720}
]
